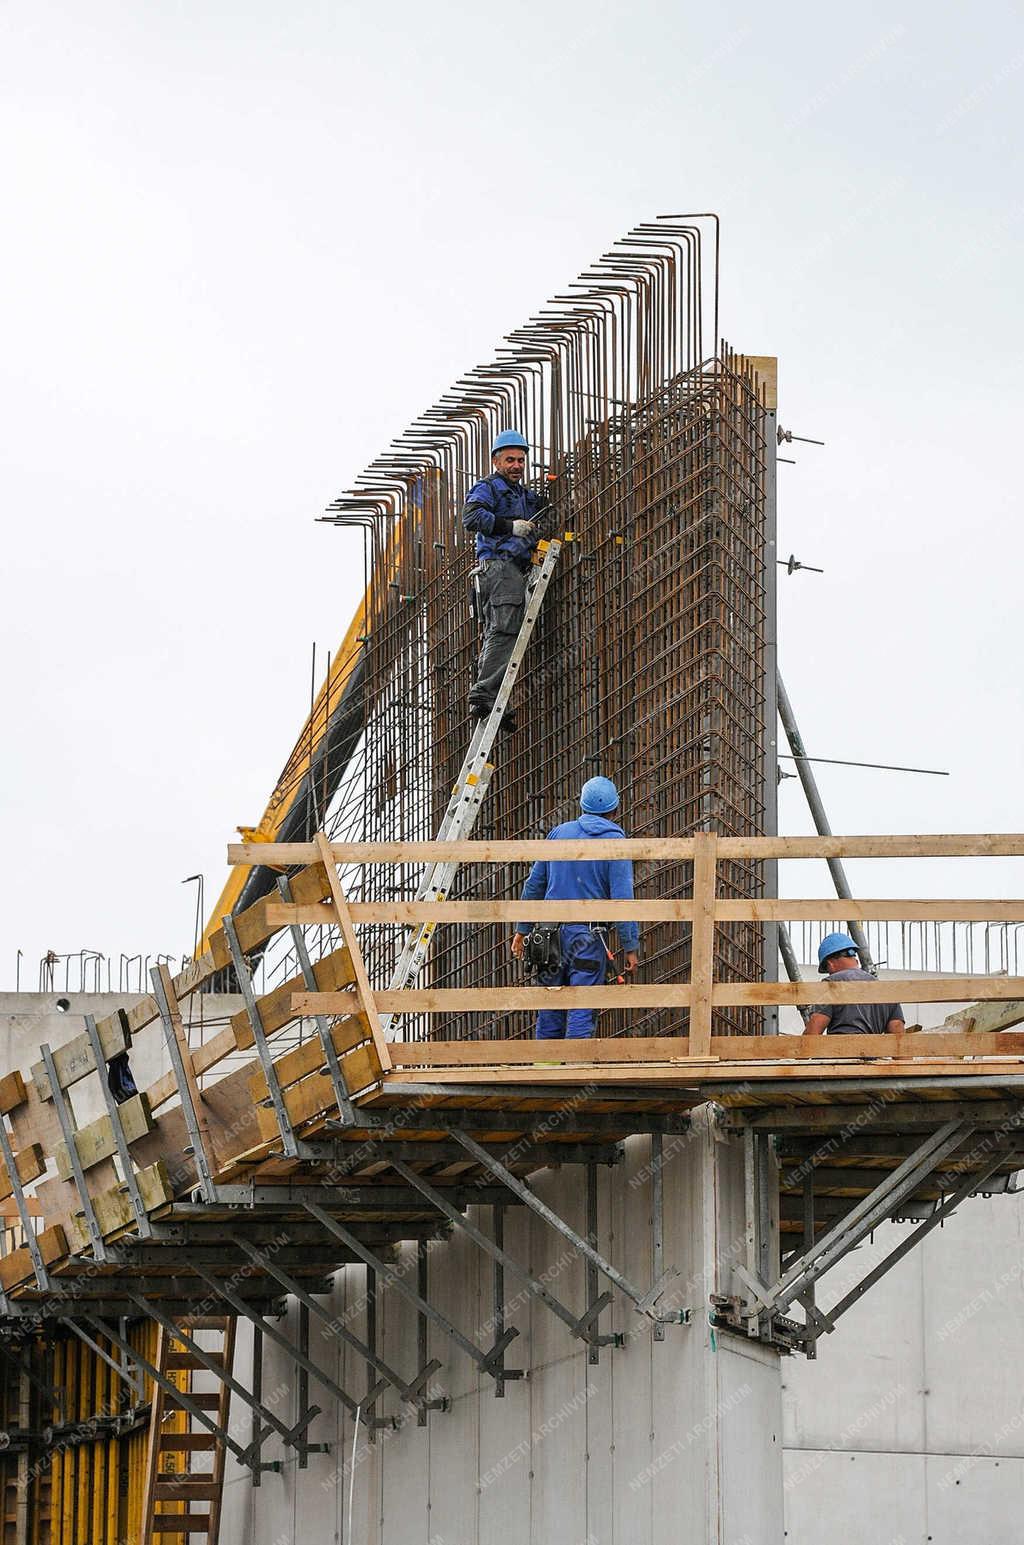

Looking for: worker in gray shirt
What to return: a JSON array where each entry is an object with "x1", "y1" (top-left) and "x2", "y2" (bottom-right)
[{"x1": 803, "y1": 931, "x2": 905, "y2": 1037}]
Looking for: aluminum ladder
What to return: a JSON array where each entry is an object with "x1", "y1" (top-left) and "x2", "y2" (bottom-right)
[{"x1": 380, "y1": 538, "x2": 562, "y2": 1040}]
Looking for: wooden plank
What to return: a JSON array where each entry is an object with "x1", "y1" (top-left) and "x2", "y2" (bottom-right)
[
  {"x1": 55, "y1": 1095, "x2": 153, "y2": 1181},
  {"x1": 238, "y1": 840, "x2": 697, "y2": 865},
  {"x1": 303, "y1": 987, "x2": 695, "y2": 1013},
  {"x1": 314, "y1": 833, "x2": 392, "y2": 1073},
  {"x1": 144, "y1": 1027, "x2": 239, "y2": 1114},
  {"x1": 0, "y1": 1225, "x2": 68, "y2": 1291},
  {"x1": 248, "y1": 1016, "x2": 369, "y2": 1100},
  {"x1": 267, "y1": 897, "x2": 1024, "y2": 925},
  {"x1": 714, "y1": 978, "x2": 1024, "y2": 1007},
  {"x1": 128, "y1": 1061, "x2": 270, "y2": 1187},
  {"x1": 232, "y1": 947, "x2": 356, "y2": 1050},
  {"x1": 718, "y1": 835, "x2": 1024, "y2": 860},
  {"x1": 386, "y1": 1031, "x2": 1024, "y2": 1065},
  {"x1": 31, "y1": 1019, "x2": 127, "y2": 1101},
  {"x1": 231, "y1": 834, "x2": 1024, "y2": 866},
  {"x1": 940, "y1": 999, "x2": 1024, "y2": 1035},
  {"x1": 717, "y1": 899, "x2": 1024, "y2": 923},
  {"x1": 253, "y1": 1046, "x2": 382, "y2": 1141},
  {"x1": 378, "y1": 1060, "x2": 1024, "y2": 1088},
  {"x1": 736, "y1": 354, "x2": 778, "y2": 409},
  {"x1": 0, "y1": 1144, "x2": 46, "y2": 1203},
  {"x1": 0, "y1": 1195, "x2": 43, "y2": 1218},
  {"x1": 687, "y1": 832, "x2": 717, "y2": 1057},
  {"x1": 0, "y1": 1072, "x2": 26, "y2": 1116},
  {"x1": 387, "y1": 1038, "x2": 682, "y2": 1065},
  {"x1": 67, "y1": 1162, "x2": 174, "y2": 1251},
  {"x1": 295, "y1": 975, "x2": 1024, "y2": 1015},
  {"x1": 268, "y1": 899, "x2": 683, "y2": 924}
]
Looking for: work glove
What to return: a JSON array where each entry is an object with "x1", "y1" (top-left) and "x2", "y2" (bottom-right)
[{"x1": 512, "y1": 519, "x2": 536, "y2": 539}]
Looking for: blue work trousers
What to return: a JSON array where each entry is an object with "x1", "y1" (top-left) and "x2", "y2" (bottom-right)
[{"x1": 535, "y1": 937, "x2": 606, "y2": 1040}]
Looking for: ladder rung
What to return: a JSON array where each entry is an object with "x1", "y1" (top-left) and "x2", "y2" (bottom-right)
[
  {"x1": 166, "y1": 1352, "x2": 225, "y2": 1370},
  {"x1": 154, "y1": 1481, "x2": 219, "y2": 1500},
  {"x1": 158, "y1": 1434, "x2": 219, "y2": 1451},
  {"x1": 165, "y1": 1391, "x2": 221, "y2": 1411},
  {"x1": 150, "y1": 1516, "x2": 212, "y2": 1534},
  {"x1": 177, "y1": 1316, "x2": 230, "y2": 1331}
]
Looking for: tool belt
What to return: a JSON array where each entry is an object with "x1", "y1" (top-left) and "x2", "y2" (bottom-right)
[{"x1": 524, "y1": 924, "x2": 562, "y2": 978}]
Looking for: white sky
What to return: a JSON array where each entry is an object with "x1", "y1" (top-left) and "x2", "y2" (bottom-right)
[{"x1": 2, "y1": 0, "x2": 1023, "y2": 986}]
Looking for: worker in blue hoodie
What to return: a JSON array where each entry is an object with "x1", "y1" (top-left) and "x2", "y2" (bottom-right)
[{"x1": 510, "y1": 777, "x2": 640, "y2": 1040}]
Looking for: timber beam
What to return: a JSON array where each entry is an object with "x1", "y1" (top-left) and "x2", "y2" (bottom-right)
[{"x1": 722, "y1": 1099, "x2": 1024, "y2": 1133}]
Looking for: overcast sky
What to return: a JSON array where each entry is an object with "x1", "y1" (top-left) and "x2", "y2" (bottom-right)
[{"x1": 2, "y1": 0, "x2": 1023, "y2": 987}]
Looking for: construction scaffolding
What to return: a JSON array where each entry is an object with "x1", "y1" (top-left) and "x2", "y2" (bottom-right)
[{"x1": 4, "y1": 215, "x2": 1024, "y2": 1545}]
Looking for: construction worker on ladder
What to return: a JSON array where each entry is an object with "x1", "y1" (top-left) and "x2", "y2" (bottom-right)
[
  {"x1": 803, "y1": 932, "x2": 905, "y2": 1037},
  {"x1": 464, "y1": 429, "x2": 548, "y2": 733},
  {"x1": 511, "y1": 777, "x2": 640, "y2": 1040}
]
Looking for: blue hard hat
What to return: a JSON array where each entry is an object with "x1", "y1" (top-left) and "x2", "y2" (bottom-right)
[
  {"x1": 580, "y1": 776, "x2": 619, "y2": 814},
  {"x1": 817, "y1": 931, "x2": 859, "y2": 971},
  {"x1": 491, "y1": 429, "x2": 529, "y2": 455}
]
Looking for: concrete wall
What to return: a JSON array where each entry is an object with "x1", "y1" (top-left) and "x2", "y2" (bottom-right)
[
  {"x1": 216, "y1": 1119, "x2": 784, "y2": 1545},
  {"x1": 783, "y1": 1190, "x2": 1024, "y2": 1544},
  {"x1": 778, "y1": 986, "x2": 1024, "y2": 1543}
]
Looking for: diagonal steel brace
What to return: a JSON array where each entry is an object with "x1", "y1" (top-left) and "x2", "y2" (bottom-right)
[
  {"x1": 450, "y1": 1130, "x2": 690, "y2": 1325},
  {"x1": 83, "y1": 1314, "x2": 265, "y2": 1471},
  {"x1": 60, "y1": 1317, "x2": 146, "y2": 1401},
  {"x1": 817, "y1": 1144, "x2": 1013, "y2": 1337},
  {"x1": 741, "y1": 1118, "x2": 974, "y2": 1317},
  {"x1": 389, "y1": 1156, "x2": 621, "y2": 1347},
  {"x1": 302, "y1": 1204, "x2": 519, "y2": 1380},
  {"x1": 223, "y1": 914, "x2": 300, "y2": 1159},
  {"x1": 127, "y1": 1293, "x2": 320, "y2": 1454},
  {"x1": 228, "y1": 1233, "x2": 440, "y2": 1415},
  {"x1": 41, "y1": 1043, "x2": 107, "y2": 1263},
  {"x1": 192, "y1": 1263, "x2": 393, "y2": 1429},
  {"x1": 83, "y1": 1014, "x2": 152, "y2": 1239},
  {"x1": 0, "y1": 1115, "x2": 50, "y2": 1290}
]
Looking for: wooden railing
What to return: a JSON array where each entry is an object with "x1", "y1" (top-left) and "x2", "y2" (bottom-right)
[{"x1": 228, "y1": 833, "x2": 1024, "y2": 1065}]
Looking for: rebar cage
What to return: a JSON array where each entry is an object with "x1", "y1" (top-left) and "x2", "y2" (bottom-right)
[{"x1": 283, "y1": 218, "x2": 774, "y2": 1039}]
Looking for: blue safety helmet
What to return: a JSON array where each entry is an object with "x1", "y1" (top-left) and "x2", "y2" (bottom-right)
[
  {"x1": 580, "y1": 776, "x2": 620, "y2": 814},
  {"x1": 491, "y1": 429, "x2": 529, "y2": 456},
  {"x1": 817, "y1": 931, "x2": 860, "y2": 972}
]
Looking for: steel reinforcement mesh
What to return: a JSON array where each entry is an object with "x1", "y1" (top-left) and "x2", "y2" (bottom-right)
[{"x1": 320, "y1": 369, "x2": 769, "y2": 1041}]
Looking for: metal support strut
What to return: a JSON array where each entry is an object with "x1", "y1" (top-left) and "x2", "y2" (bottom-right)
[
  {"x1": 737, "y1": 1119, "x2": 974, "y2": 1319},
  {"x1": 126, "y1": 1294, "x2": 322, "y2": 1459},
  {"x1": 450, "y1": 1131, "x2": 690, "y2": 1326},
  {"x1": 227, "y1": 1233, "x2": 441, "y2": 1419},
  {"x1": 776, "y1": 670, "x2": 874, "y2": 971},
  {"x1": 302, "y1": 1205, "x2": 520, "y2": 1380},
  {"x1": 389, "y1": 1156, "x2": 619, "y2": 1352}
]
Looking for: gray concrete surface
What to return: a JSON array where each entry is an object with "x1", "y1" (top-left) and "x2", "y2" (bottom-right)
[{"x1": 216, "y1": 1114, "x2": 784, "y2": 1545}]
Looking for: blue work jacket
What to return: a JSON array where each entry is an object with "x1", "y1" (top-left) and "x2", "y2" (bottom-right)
[
  {"x1": 515, "y1": 814, "x2": 640, "y2": 951},
  {"x1": 463, "y1": 475, "x2": 545, "y2": 566}
]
